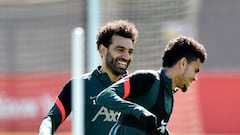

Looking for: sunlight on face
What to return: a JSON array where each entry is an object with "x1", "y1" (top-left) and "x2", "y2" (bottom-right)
[
  {"x1": 105, "y1": 35, "x2": 134, "y2": 75},
  {"x1": 179, "y1": 58, "x2": 202, "y2": 92}
]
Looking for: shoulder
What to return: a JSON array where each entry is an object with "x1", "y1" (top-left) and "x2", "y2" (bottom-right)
[
  {"x1": 81, "y1": 72, "x2": 92, "y2": 79},
  {"x1": 126, "y1": 70, "x2": 159, "y2": 83},
  {"x1": 130, "y1": 69, "x2": 159, "y2": 78}
]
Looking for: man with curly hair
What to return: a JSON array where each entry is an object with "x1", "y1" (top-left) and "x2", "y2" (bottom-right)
[
  {"x1": 96, "y1": 36, "x2": 207, "y2": 135},
  {"x1": 39, "y1": 20, "x2": 139, "y2": 135}
]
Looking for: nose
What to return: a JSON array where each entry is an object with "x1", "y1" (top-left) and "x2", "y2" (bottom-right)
[
  {"x1": 122, "y1": 51, "x2": 132, "y2": 60},
  {"x1": 193, "y1": 75, "x2": 197, "y2": 81}
]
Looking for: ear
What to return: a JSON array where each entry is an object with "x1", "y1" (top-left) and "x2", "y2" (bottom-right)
[
  {"x1": 98, "y1": 44, "x2": 106, "y2": 57},
  {"x1": 179, "y1": 57, "x2": 187, "y2": 69}
]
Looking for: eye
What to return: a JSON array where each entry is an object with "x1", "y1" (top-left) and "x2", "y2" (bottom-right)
[
  {"x1": 195, "y1": 68, "x2": 200, "y2": 73},
  {"x1": 129, "y1": 50, "x2": 133, "y2": 55},
  {"x1": 117, "y1": 48, "x2": 124, "y2": 52}
]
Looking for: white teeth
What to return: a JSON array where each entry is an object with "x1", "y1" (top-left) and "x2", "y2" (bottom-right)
[{"x1": 118, "y1": 61, "x2": 127, "y2": 66}]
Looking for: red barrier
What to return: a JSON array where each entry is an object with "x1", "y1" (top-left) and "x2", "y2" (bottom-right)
[
  {"x1": 0, "y1": 73, "x2": 71, "y2": 132},
  {"x1": 1, "y1": 72, "x2": 240, "y2": 133},
  {"x1": 198, "y1": 72, "x2": 240, "y2": 133}
]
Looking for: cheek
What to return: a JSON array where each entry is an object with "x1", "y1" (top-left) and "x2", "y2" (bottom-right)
[{"x1": 182, "y1": 71, "x2": 193, "y2": 82}]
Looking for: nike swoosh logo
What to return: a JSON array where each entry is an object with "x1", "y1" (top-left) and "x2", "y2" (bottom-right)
[{"x1": 161, "y1": 120, "x2": 167, "y2": 126}]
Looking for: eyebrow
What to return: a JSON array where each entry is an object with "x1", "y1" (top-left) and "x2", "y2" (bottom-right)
[{"x1": 116, "y1": 45, "x2": 134, "y2": 51}]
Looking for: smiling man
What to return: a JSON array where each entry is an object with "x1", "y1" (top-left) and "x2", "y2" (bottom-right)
[
  {"x1": 96, "y1": 36, "x2": 207, "y2": 135},
  {"x1": 39, "y1": 20, "x2": 138, "y2": 135}
]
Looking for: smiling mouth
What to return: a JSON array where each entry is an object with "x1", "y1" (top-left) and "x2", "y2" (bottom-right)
[{"x1": 117, "y1": 61, "x2": 128, "y2": 69}]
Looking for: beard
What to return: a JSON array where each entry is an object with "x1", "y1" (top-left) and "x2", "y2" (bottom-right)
[
  {"x1": 180, "y1": 67, "x2": 189, "y2": 93},
  {"x1": 105, "y1": 50, "x2": 130, "y2": 76}
]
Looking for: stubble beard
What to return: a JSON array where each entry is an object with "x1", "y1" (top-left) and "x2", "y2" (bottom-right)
[
  {"x1": 105, "y1": 50, "x2": 129, "y2": 76},
  {"x1": 181, "y1": 67, "x2": 188, "y2": 93}
]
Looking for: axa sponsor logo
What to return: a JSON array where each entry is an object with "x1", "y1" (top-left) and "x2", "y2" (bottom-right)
[{"x1": 91, "y1": 106, "x2": 119, "y2": 122}]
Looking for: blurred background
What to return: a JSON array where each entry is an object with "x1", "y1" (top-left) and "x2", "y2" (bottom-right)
[{"x1": 0, "y1": 0, "x2": 240, "y2": 134}]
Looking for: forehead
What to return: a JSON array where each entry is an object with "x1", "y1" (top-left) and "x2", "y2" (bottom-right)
[{"x1": 110, "y1": 35, "x2": 134, "y2": 49}]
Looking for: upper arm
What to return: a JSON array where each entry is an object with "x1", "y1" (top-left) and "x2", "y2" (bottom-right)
[
  {"x1": 114, "y1": 70, "x2": 157, "y2": 99},
  {"x1": 96, "y1": 70, "x2": 158, "y2": 117}
]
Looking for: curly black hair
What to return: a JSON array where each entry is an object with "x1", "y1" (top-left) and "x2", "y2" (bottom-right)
[
  {"x1": 162, "y1": 36, "x2": 207, "y2": 67},
  {"x1": 96, "y1": 20, "x2": 138, "y2": 49}
]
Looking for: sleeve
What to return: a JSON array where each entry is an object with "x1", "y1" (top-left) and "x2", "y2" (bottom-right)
[
  {"x1": 40, "y1": 80, "x2": 72, "y2": 134},
  {"x1": 96, "y1": 71, "x2": 156, "y2": 119},
  {"x1": 39, "y1": 116, "x2": 52, "y2": 135},
  {"x1": 123, "y1": 70, "x2": 157, "y2": 97}
]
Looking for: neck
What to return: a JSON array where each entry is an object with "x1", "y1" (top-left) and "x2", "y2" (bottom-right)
[
  {"x1": 162, "y1": 67, "x2": 176, "y2": 90},
  {"x1": 108, "y1": 72, "x2": 121, "y2": 82},
  {"x1": 100, "y1": 66, "x2": 121, "y2": 82}
]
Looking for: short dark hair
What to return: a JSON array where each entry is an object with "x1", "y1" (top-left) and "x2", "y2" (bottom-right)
[
  {"x1": 162, "y1": 36, "x2": 207, "y2": 67},
  {"x1": 96, "y1": 20, "x2": 138, "y2": 49}
]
